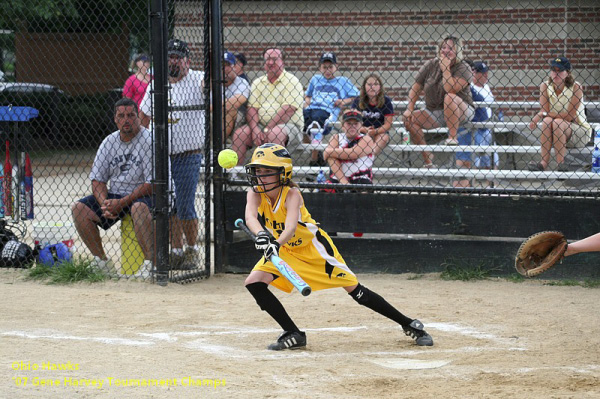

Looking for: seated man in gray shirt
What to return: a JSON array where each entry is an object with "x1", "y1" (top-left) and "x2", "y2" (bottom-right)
[{"x1": 71, "y1": 98, "x2": 155, "y2": 278}]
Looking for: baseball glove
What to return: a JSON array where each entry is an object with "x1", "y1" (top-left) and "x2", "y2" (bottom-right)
[{"x1": 515, "y1": 231, "x2": 567, "y2": 277}]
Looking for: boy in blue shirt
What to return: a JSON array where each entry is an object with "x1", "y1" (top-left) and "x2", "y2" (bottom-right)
[
  {"x1": 455, "y1": 61, "x2": 499, "y2": 187},
  {"x1": 304, "y1": 52, "x2": 359, "y2": 166}
]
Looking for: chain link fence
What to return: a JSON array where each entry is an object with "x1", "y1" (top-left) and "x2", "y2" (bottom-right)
[
  {"x1": 219, "y1": 0, "x2": 600, "y2": 195},
  {"x1": 0, "y1": 0, "x2": 210, "y2": 281}
]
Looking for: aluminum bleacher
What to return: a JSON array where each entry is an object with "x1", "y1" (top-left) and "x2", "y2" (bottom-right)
[{"x1": 273, "y1": 99, "x2": 600, "y2": 191}]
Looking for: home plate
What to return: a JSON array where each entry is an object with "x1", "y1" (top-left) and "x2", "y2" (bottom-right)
[{"x1": 369, "y1": 358, "x2": 451, "y2": 370}]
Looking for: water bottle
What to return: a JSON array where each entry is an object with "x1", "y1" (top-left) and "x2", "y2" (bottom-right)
[
  {"x1": 592, "y1": 146, "x2": 600, "y2": 173},
  {"x1": 497, "y1": 110, "x2": 504, "y2": 122},
  {"x1": 0, "y1": 163, "x2": 4, "y2": 218},
  {"x1": 323, "y1": 114, "x2": 334, "y2": 131},
  {"x1": 317, "y1": 170, "x2": 326, "y2": 184},
  {"x1": 309, "y1": 121, "x2": 323, "y2": 145},
  {"x1": 401, "y1": 129, "x2": 410, "y2": 145},
  {"x1": 591, "y1": 129, "x2": 600, "y2": 171},
  {"x1": 311, "y1": 130, "x2": 323, "y2": 145}
]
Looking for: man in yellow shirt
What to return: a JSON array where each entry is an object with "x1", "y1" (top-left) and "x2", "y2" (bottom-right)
[{"x1": 232, "y1": 48, "x2": 304, "y2": 165}]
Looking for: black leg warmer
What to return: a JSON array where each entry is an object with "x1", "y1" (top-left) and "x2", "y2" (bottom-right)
[
  {"x1": 349, "y1": 284, "x2": 413, "y2": 327},
  {"x1": 246, "y1": 282, "x2": 300, "y2": 332}
]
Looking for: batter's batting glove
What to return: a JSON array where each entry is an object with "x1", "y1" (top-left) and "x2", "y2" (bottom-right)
[
  {"x1": 263, "y1": 239, "x2": 280, "y2": 259},
  {"x1": 254, "y1": 231, "x2": 271, "y2": 254}
]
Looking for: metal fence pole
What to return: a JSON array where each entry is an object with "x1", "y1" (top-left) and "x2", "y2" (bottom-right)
[
  {"x1": 150, "y1": 0, "x2": 169, "y2": 286},
  {"x1": 210, "y1": 0, "x2": 226, "y2": 274}
]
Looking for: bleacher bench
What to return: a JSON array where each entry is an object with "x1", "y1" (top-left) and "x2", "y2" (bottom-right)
[
  {"x1": 293, "y1": 100, "x2": 600, "y2": 174},
  {"x1": 226, "y1": 165, "x2": 600, "y2": 181}
]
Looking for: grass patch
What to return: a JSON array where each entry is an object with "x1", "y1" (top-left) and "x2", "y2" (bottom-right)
[
  {"x1": 27, "y1": 264, "x2": 55, "y2": 280},
  {"x1": 506, "y1": 274, "x2": 525, "y2": 283},
  {"x1": 407, "y1": 274, "x2": 425, "y2": 280},
  {"x1": 440, "y1": 258, "x2": 499, "y2": 281},
  {"x1": 26, "y1": 258, "x2": 108, "y2": 284},
  {"x1": 582, "y1": 279, "x2": 600, "y2": 288},
  {"x1": 542, "y1": 279, "x2": 600, "y2": 288},
  {"x1": 544, "y1": 280, "x2": 581, "y2": 287}
]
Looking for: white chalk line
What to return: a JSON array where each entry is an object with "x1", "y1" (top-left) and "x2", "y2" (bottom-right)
[
  {"x1": 1, "y1": 329, "x2": 153, "y2": 346},
  {"x1": 0, "y1": 326, "x2": 369, "y2": 352},
  {"x1": 517, "y1": 365, "x2": 600, "y2": 374},
  {"x1": 0, "y1": 322, "x2": 522, "y2": 358},
  {"x1": 8, "y1": 323, "x2": 595, "y2": 376},
  {"x1": 427, "y1": 322, "x2": 507, "y2": 341},
  {"x1": 3, "y1": 325, "x2": 596, "y2": 378},
  {"x1": 139, "y1": 325, "x2": 367, "y2": 340}
]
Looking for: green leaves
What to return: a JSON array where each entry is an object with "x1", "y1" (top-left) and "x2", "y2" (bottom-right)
[{"x1": 27, "y1": 258, "x2": 108, "y2": 284}]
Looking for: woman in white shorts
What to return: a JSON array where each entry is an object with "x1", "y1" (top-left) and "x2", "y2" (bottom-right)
[{"x1": 528, "y1": 57, "x2": 592, "y2": 172}]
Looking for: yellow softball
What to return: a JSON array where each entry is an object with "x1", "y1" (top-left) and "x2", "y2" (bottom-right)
[{"x1": 218, "y1": 149, "x2": 238, "y2": 169}]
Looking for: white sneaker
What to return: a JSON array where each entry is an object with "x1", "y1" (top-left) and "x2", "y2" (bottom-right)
[
  {"x1": 133, "y1": 260, "x2": 153, "y2": 279},
  {"x1": 91, "y1": 256, "x2": 114, "y2": 274},
  {"x1": 170, "y1": 251, "x2": 185, "y2": 269},
  {"x1": 176, "y1": 247, "x2": 199, "y2": 271}
]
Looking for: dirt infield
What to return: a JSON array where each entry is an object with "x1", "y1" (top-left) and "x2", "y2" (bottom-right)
[{"x1": 1, "y1": 270, "x2": 599, "y2": 399}]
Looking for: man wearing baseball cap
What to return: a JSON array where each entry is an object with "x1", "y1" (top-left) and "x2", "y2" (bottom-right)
[
  {"x1": 223, "y1": 51, "x2": 250, "y2": 139},
  {"x1": 304, "y1": 51, "x2": 359, "y2": 166},
  {"x1": 139, "y1": 38, "x2": 206, "y2": 270},
  {"x1": 473, "y1": 61, "x2": 489, "y2": 74},
  {"x1": 323, "y1": 109, "x2": 376, "y2": 190}
]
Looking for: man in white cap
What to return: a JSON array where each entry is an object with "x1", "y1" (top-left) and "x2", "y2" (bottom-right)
[{"x1": 139, "y1": 38, "x2": 205, "y2": 270}]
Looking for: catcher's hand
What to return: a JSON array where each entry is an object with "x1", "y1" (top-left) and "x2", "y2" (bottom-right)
[{"x1": 515, "y1": 231, "x2": 567, "y2": 277}]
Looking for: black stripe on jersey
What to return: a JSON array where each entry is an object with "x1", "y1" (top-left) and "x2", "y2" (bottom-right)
[
  {"x1": 316, "y1": 229, "x2": 335, "y2": 257},
  {"x1": 325, "y1": 262, "x2": 335, "y2": 279}
]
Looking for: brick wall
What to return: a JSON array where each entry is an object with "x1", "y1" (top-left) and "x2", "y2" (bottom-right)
[{"x1": 175, "y1": 1, "x2": 600, "y2": 105}]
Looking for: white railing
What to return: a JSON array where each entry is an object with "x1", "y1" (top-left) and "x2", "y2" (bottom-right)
[
  {"x1": 326, "y1": 120, "x2": 528, "y2": 131},
  {"x1": 298, "y1": 143, "x2": 592, "y2": 156},
  {"x1": 391, "y1": 100, "x2": 600, "y2": 110},
  {"x1": 225, "y1": 165, "x2": 600, "y2": 181}
]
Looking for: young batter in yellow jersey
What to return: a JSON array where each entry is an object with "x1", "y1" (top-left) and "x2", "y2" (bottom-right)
[
  {"x1": 252, "y1": 184, "x2": 358, "y2": 293},
  {"x1": 243, "y1": 140, "x2": 433, "y2": 351}
]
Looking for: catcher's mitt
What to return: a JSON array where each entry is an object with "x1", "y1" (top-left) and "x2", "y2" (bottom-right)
[{"x1": 515, "y1": 231, "x2": 567, "y2": 277}]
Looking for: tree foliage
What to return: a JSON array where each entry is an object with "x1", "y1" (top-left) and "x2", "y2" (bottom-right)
[
  {"x1": 0, "y1": 0, "x2": 79, "y2": 31},
  {"x1": 1, "y1": 0, "x2": 151, "y2": 62}
]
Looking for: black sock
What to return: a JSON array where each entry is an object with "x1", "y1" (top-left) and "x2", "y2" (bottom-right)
[
  {"x1": 246, "y1": 282, "x2": 300, "y2": 332},
  {"x1": 349, "y1": 284, "x2": 413, "y2": 327}
]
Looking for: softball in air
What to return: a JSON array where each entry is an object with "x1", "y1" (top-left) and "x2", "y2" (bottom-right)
[{"x1": 218, "y1": 149, "x2": 238, "y2": 169}]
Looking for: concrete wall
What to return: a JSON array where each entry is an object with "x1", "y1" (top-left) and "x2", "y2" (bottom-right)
[{"x1": 175, "y1": 0, "x2": 600, "y2": 112}]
